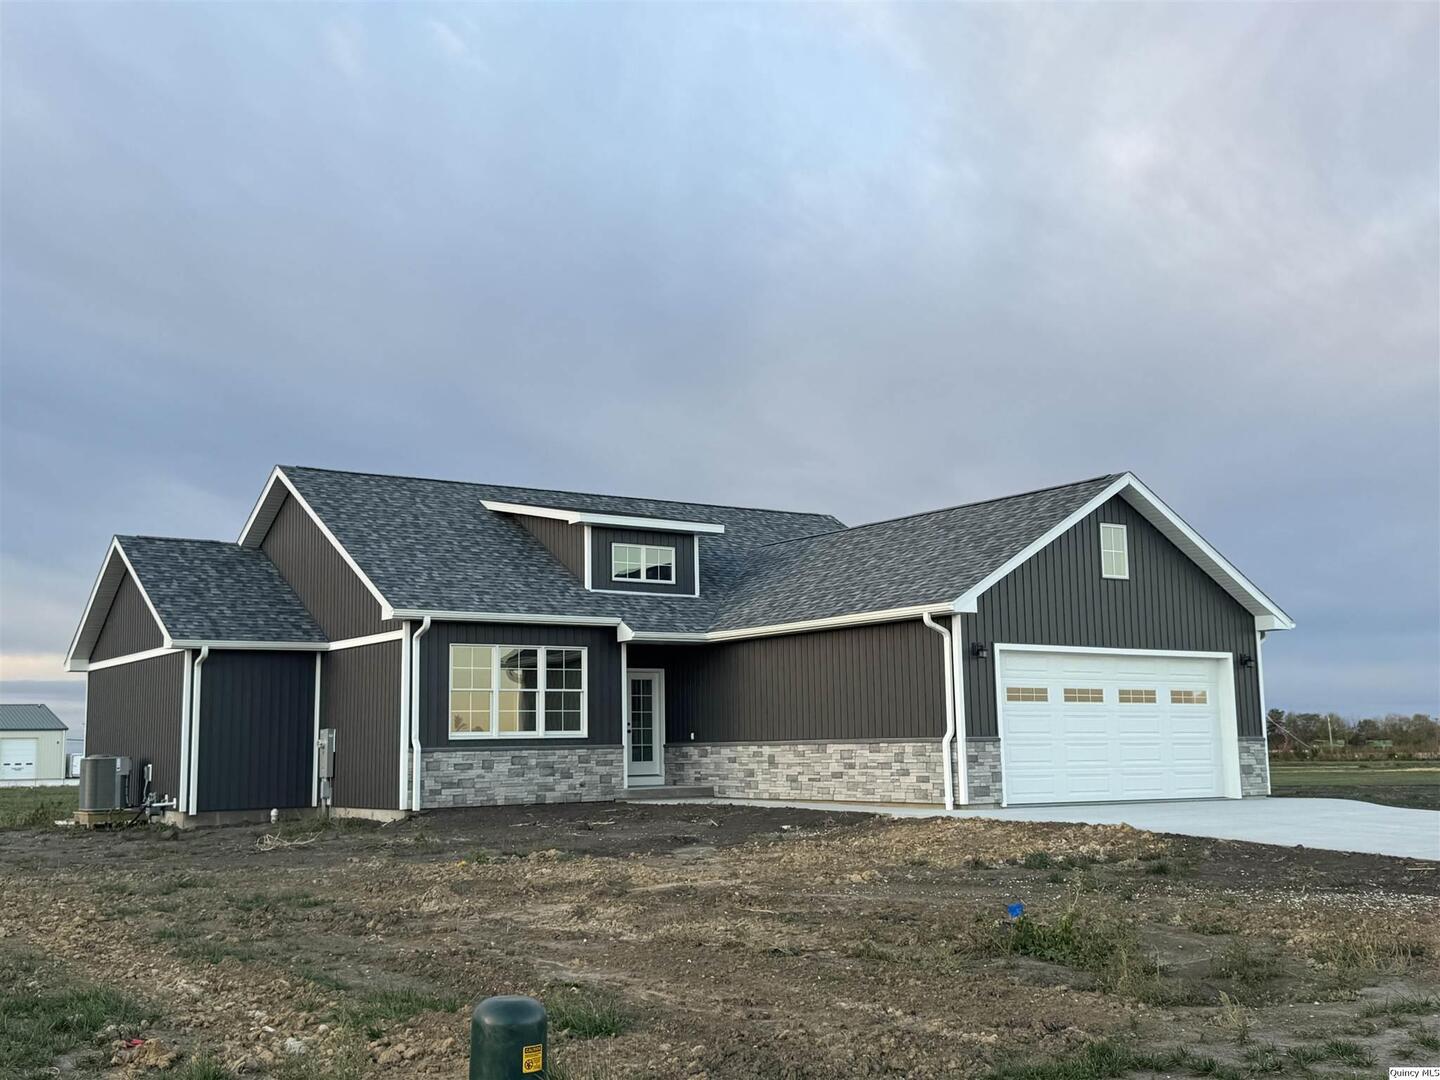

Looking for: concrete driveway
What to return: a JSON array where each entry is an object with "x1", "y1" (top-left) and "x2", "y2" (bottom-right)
[{"x1": 659, "y1": 796, "x2": 1440, "y2": 860}]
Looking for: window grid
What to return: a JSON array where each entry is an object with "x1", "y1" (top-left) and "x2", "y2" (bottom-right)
[
  {"x1": 611, "y1": 543, "x2": 677, "y2": 584},
  {"x1": 1100, "y1": 523, "x2": 1129, "y2": 579},
  {"x1": 1118, "y1": 689, "x2": 1158, "y2": 704},
  {"x1": 1171, "y1": 689, "x2": 1208, "y2": 705},
  {"x1": 1006, "y1": 686, "x2": 1049, "y2": 703},
  {"x1": 449, "y1": 644, "x2": 587, "y2": 738},
  {"x1": 1063, "y1": 687, "x2": 1104, "y2": 704}
]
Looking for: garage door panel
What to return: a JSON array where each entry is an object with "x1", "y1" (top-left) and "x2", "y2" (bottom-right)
[{"x1": 999, "y1": 649, "x2": 1227, "y2": 805}]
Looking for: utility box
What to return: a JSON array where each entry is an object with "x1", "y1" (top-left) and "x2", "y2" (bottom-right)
[
  {"x1": 317, "y1": 729, "x2": 336, "y2": 805},
  {"x1": 470, "y1": 996, "x2": 546, "y2": 1079}
]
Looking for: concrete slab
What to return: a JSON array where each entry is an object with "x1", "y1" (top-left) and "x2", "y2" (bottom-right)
[{"x1": 642, "y1": 797, "x2": 1440, "y2": 861}]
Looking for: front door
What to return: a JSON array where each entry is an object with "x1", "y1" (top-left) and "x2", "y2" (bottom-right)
[{"x1": 627, "y1": 671, "x2": 664, "y2": 786}]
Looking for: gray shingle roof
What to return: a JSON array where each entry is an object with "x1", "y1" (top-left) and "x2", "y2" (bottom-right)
[
  {"x1": 118, "y1": 536, "x2": 326, "y2": 644},
  {"x1": 0, "y1": 704, "x2": 67, "y2": 732},
  {"x1": 280, "y1": 466, "x2": 1119, "y2": 635}
]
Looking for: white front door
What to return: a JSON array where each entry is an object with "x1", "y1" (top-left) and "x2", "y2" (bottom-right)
[
  {"x1": 1, "y1": 738, "x2": 38, "y2": 782},
  {"x1": 997, "y1": 648, "x2": 1233, "y2": 805},
  {"x1": 627, "y1": 671, "x2": 665, "y2": 786}
]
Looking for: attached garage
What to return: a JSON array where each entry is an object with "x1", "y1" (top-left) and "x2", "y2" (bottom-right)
[{"x1": 995, "y1": 646, "x2": 1240, "y2": 805}]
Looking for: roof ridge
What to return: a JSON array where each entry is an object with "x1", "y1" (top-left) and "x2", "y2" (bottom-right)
[
  {"x1": 118, "y1": 534, "x2": 245, "y2": 547},
  {"x1": 759, "y1": 473, "x2": 1123, "y2": 549},
  {"x1": 282, "y1": 465, "x2": 845, "y2": 524}
]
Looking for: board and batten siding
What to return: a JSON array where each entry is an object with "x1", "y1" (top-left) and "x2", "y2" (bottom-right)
[
  {"x1": 629, "y1": 619, "x2": 947, "y2": 744},
  {"x1": 591, "y1": 527, "x2": 696, "y2": 594},
  {"x1": 510, "y1": 514, "x2": 586, "y2": 580},
  {"x1": 961, "y1": 494, "x2": 1264, "y2": 739},
  {"x1": 322, "y1": 641, "x2": 401, "y2": 809},
  {"x1": 195, "y1": 651, "x2": 315, "y2": 812},
  {"x1": 90, "y1": 570, "x2": 164, "y2": 662},
  {"x1": 418, "y1": 621, "x2": 622, "y2": 749},
  {"x1": 85, "y1": 651, "x2": 187, "y2": 804},
  {"x1": 260, "y1": 494, "x2": 398, "y2": 640}
]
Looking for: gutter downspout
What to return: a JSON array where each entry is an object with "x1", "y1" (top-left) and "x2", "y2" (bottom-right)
[
  {"x1": 921, "y1": 613, "x2": 956, "y2": 811},
  {"x1": 188, "y1": 646, "x2": 210, "y2": 814},
  {"x1": 410, "y1": 616, "x2": 433, "y2": 812}
]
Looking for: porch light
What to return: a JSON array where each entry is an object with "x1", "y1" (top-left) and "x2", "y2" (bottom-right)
[
  {"x1": 970, "y1": 643, "x2": 990, "y2": 659},
  {"x1": 1237, "y1": 654, "x2": 1255, "y2": 669}
]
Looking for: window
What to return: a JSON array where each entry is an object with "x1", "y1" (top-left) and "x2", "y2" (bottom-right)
[
  {"x1": 449, "y1": 644, "x2": 587, "y2": 738},
  {"x1": 1006, "y1": 686, "x2": 1049, "y2": 702},
  {"x1": 611, "y1": 543, "x2": 676, "y2": 584},
  {"x1": 1100, "y1": 523, "x2": 1129, "y2": 579},
  {"x1": 1171, "y1": 689, "x2": 1208, "y2": 705},
  {"x1": 1119, "y1": 689, "x2": 1157, "y2": 704},
  {"x1": 1063, "y1": 687, "x2": 1104, "y2": 703}
]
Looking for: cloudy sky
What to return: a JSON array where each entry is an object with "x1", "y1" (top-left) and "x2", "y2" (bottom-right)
[{"x1": 2, "y1": 3, "x2": 1436, "y2": 737}]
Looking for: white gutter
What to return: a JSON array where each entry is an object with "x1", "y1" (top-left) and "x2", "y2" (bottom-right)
[
  {"x1": 178, "y1": 649, "x2": 194, "y2": 812},
  {"x1": 410, "y1": 616, "x2": 433, "y2": 812},
  {"x1": 187, "y1": 646, "x2": 210, "y2": 813},
  {"x1": 619, "y1": 640, "x2": 629, "y2": 791},
  {"x1": 921, "y1": 613, "x2": 956, "y2": 811}
]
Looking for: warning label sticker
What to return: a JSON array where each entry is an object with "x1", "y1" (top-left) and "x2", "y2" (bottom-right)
[{"x1": 522, "y1": 1044, "x2": 544, "y2": 1074}]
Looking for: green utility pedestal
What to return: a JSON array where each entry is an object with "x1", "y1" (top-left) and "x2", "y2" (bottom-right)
[{"x1": 470, "y1": 995, "x2": 548, "y2": 1079}]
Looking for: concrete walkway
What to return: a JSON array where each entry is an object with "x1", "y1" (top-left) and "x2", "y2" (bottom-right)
[{"x1": 651, "y1": 796, "x2": 1440, "y2": 861}]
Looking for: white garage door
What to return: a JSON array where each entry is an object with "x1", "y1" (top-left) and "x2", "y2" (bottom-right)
[
  {"x1": 1, "y1": 738, "x2": 39, "y2": 782},
  {"x1": 998, "y1": 649, "x2": 1228, "y2": 805}
]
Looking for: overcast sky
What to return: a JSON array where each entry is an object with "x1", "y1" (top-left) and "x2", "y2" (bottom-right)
[{"x1": 2, "y1": 3, "x2": 1436, "y2": 737}]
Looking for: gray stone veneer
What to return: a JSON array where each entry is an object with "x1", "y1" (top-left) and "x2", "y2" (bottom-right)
[
  {"x1": 964, "y1": 738, "x2": 1004, "y2": 807},
  {"x1": 1238, "y1": 736, "x2": 1269, "y2": 797},
  {"x1": 665, "y1": 740, "x2": 947, "y2": 804},
  {"x1": 422, "y1": 747, "x2": 622, "y2": 808}
]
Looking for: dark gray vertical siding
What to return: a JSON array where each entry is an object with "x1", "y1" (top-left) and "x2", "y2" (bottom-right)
[
  {"x1": 91, "y1": 571, "x2": 164, "y2": 662},
  {"x1": 419, "y1": 622, "x2": 622, "y2": 748},
  {"x1": 511, "y1": 515, "x2": 586, "y2": 579},
  {"x1": 591, "y1": 528, "x2": 696, "y2": 594},
  {"x1": 85, "y1": 651, "x2": 187, "y2": 804},
  {"x1": 629, "y1": 618, "x2": 946, "y2": 743},
  {"x1": 962, "y1": 495, "x2": 1262, "y2": 738},
  {"x1": 260, "y1": 494, "x2": 398, "y2": 639},
  {"x1": 196, "y1": 651, "x2": 315, "y2": 812},
  {"x1": 321, "y1": 641, "x2": 401, "y2": 809}
]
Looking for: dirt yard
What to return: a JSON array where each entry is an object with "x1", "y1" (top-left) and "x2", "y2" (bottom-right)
[{"x1": 2, "y1": 801, "x2": 1437, "y2": 1080}]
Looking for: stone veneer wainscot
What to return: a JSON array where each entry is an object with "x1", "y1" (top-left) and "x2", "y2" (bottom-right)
[
  {"x1": 422, "y1": 747, "x2": 622, "y2": 808},
  {"x1": 665, "y1": 739, "x2": 946, "y2": 805}
]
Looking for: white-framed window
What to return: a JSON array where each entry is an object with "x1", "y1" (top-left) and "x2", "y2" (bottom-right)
[
  {"x1": 1100, "y1": 522, "x2": 1129, "y2": 579},
  {"x1": 611, "y1": 543, "x2": 676, "y2": 584},
  {"x1": 449, "y1": 644, "x2": 587, "y2": 739}
]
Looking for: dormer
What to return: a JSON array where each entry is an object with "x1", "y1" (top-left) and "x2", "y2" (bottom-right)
[{"x1": 480, "y1": 500, "x2": 724, "y2": 598}]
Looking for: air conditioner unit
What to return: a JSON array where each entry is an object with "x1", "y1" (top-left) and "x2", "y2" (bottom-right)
[{"x1": 78, "y1": 755, "x2": 124, "y2": 811}]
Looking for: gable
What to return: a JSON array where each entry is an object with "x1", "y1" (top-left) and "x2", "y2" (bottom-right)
[
  {"x1": 91, "y1": 568, "x2": 166, "y2": 662},
  {"x1": 508, "y1": 513, "x2": 586, "y2": 579},
  {"x1": 259, "y1": 494, "x2": 397, "y2": 640}
]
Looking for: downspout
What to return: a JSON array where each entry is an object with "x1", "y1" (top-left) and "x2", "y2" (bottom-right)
[
  {"x1": 188, "y1": 646, "x2": 210, "y2": 814},
  {"x1": 410, "y1": 616, "x2": 433, "y2": 812},
  {"x1": 921, "y1": 613, "x2": 956, "y2": 811}
]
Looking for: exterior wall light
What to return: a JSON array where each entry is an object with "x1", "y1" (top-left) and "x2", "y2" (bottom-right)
[
  {"x1": 1237, "y1": 654, "x2": 1255, "y2": 668},
  {"x1": 970, "y1": 643, "x2": 990, "y2": 659}
]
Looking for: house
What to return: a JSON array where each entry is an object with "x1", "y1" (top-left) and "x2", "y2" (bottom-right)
[
  {"x1": 65, "y1": 466, "x2": 1293, "y2": 823},
  {"x1": 0, "y1": 704, "x2": 70, "y2": 786}
]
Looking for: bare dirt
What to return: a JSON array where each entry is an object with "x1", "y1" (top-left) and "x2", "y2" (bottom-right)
[{"x1": 2, "y1": 802, "x2": 1437, "y2": 1079}]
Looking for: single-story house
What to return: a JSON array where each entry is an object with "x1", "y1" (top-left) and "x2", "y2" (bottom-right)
[
  {"x1": 1, "y1": 704, "x2": 70, "y2": 786},
  {"x1": 66, "y1": 466, "x2": 1292, "y2": 822}
]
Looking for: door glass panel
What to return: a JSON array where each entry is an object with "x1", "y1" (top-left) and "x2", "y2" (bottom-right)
[{"x1": 630, "y1": 678, "x2": 654, "y2": 763}]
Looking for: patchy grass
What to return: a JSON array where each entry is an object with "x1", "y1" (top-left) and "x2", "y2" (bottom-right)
[
  {"x1": 0, "y1": 948, "x2": 153, "y2": 1074},
  {"x1": 0, "y1": 786, "x2": 78, "y2": 829},
  {"x1": 546, "y1": 985, "x2": 632, "y2": 1039},
  {"x1": 332, "y1": 988, "x2": 461, "y2": 1035},
  {"x1": 171, "y1": 1055, "x2": 238, "y2": 1080},
  {"x1": 1209, "y1": 939, "x2": 1283, "y2": 988},
  {"x1": 996, "y1": 901, "x2": 1162, "y2": 1000},
  {"x1": 1359, "y1": 992, "x2": 1440, "y2": 1020}
]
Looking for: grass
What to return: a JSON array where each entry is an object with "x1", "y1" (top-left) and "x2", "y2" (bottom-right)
[
  {"x1": 1358, "y1": 993, "x2": 1439, "y2": 1020},
  {"x1": 545, "y1": 985, "x2": 632, "y2": 1038},
  {"x1": 172, "y1": 1056, "x2": 237, "y2": 1080},
  {"x1": 0, "y1": 786, "x2": 78, "y2": 829},
  {"x1": 0, "y1": 949, "x2": 153, "y2": 1075},
  {"x1": 997, "y1": 902, "x2": 1162, "y2": 1000},
  {"x1": 1269, "y1": 761, "x2": 1440, "y2": 810},
  {"x1": 331, "y1": 987, "x2": 461, "y2": 1035}
]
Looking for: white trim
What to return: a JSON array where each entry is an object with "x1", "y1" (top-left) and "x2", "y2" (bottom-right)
[
  {"x1": 583, "y1": 524, "x2": 593, "y2": 590},
  {"x1": 952, "y1": 615, "x2": 969, "y2": 806},
  {"x1": 624, "y1": 631, "x2": 707, "y2": 643},
  {"x1": 178, "y1": 649, "x2": 194, "y2": 813},
  {"x1": 693, "y1": 539, "x2": 701, "y2": 598},
  {"x1": 706, "y1": 604, "x2": 952, "y2": 642},
  {"x1": 992, "y1": 643, "x2": 1242, "y2": 806},
  {"x1": 80, "y1": 646, "x2": 180, "y2": 672},
  {"x1": 66, "y1": 539, "x2": 174, "y2": 669},
  {"x1": 238, "y1": 467, "x2": 396, "y2": 618},
  {"x1": 1255, "y1": 628, "x2": 1271, "y2": 795},
  {"x1": 619, "y1": 641, "x2": 629, "y2": 790},
  {"x1": 410, "y1": 616, "x2": 432, "y2": 812},
  {"x1": 479, "y1": 500, "x2": 726, "y2": 535},
  {"x1": 589, "y1": 588, "x2": 697, "y2": 598},
  {"x1": 610, "y1": 542, "x2": 677, "y2": 585},
  {"x1": 954, "y1": 473, "x2": 1294, "y2": 630},
  {"x1": 312, "y1": 653, "x2": 322, "y2": 807},
  {"x1": 188, "y1": 646, "x2": 209, "y2": 812},
  {"x1": 444, "y1": 643, "x2": 589, "y2": 740},
  {"x1": 399, "y1": 622, "x2": 411, "y2": 811},
  {"x1": 328, "y1": 629, "x2": 408, "y2": 651},
  {"x1": 390, "y1": 609, "x2": 623, "y2": 627},
  {"x1": 625, "y1": 668, "x2": 665, "y2": 786},
  {"x1": 169, "y1": 638, "x2": 328, "y2": 651},
  {"x1": 921, "y1": 614, "x2": 956, "y2": 811},
  {"x1": 1099, "y1": 522, "x2": 1129, "y2": 580}
]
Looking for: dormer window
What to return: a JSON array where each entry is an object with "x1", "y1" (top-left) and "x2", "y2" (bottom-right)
[{"x1": 612, "y1": 543, "x2": 675, "y2": 584}]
